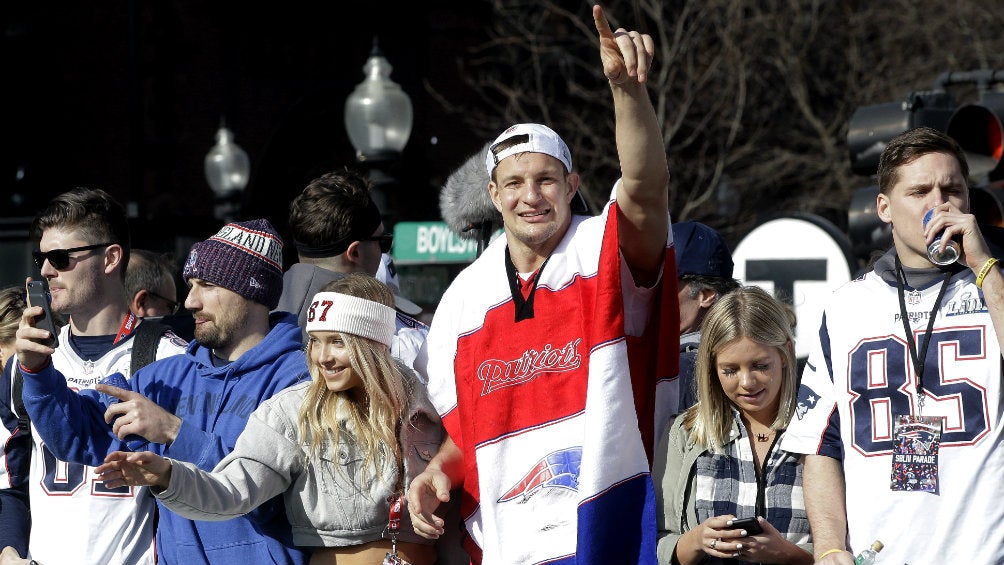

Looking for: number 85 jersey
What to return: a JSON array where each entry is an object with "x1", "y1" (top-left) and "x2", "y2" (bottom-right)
[{"x1": 781, "y1": 266, "x2": 1004, "y2": 564}]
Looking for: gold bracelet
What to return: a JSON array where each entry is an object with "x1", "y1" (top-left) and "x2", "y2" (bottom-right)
[
  {"x1": 976, "y1": 257, "x2": 1000, "y2": 289},
  {"x1": 818, "y1": 548, "x2": 845, "y2": 560}
]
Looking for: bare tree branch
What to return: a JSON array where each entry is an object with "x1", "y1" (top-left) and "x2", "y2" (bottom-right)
[{"x1": 426, "y1": 0, "x2": 1004, "y2": 241}]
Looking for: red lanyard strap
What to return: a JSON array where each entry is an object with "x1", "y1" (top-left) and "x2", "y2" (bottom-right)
[
  {"x1": 386, "y1": 492, "x2": 404, "y2": 536},
  {"x1": 382, "y1": 492, "x2": 406, "y2": 564},
  {"x1": 113, "y1": 312, "x2": 140, "y2": 345}
]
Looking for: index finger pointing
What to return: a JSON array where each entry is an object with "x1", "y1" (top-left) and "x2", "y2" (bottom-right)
[
  {"x1": 94, "y1": 383, "x2": 134, "y2": 400},
  {"x1": 592, "y1": 4, "x2": 614, "y2": 39}
]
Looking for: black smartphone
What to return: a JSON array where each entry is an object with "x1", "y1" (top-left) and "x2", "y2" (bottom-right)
[
  {"x1": 729, "y1": 516, "x2": 763, "y2": 535},
  {"x1": 26, "y1": 280, "x2": 58, "y2": 348}
]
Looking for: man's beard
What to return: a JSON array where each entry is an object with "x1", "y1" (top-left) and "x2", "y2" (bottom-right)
[
  {"x1": 194, "y1": 306, "x2": 247, "y2": 351},
  {"x1": 194, "y1": 322, "x2": 229, "y2": 350}
]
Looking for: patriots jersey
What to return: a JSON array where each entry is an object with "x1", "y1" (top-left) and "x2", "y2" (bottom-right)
[
  {"x1": 781, "y1": 267, "x2": 1004, "y2": 564},
  {"x1": 423, "y1": 196, "x2": 679, "y2": 565},
  {"x1": 11, "y1": 323, "x2": 186, "y2": 565},
  {"x1": 392, "y1": 312, "x2": 429, "y2": 371}
]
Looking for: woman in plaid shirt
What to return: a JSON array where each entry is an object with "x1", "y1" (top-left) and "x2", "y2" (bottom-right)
[{"x1": 654, "y1": 286, "x2": 812, "y2": 564}]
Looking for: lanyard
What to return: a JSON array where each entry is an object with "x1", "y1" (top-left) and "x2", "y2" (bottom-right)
[
  {"x1": 113, "y1": 312, "x2": 140, "y2": 345},
  {"x1": 386, "y1": 492, "x2": 403, "y2": 534},
  {"x1": 894, "y1": 256, "x2": 952, "y2": 415},
  {"x1": 382, "y1": 492, "x2": 405, "y2": 564}
]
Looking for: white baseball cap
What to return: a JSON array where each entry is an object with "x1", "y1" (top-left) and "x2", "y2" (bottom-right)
[{"x1": 485, "y1": 123, "x2": 573, "y2": 176}]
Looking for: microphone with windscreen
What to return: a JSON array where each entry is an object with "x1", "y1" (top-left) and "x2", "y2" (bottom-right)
[{"x1": 439, "y1": 142, "x2": 500, "y2": 256}]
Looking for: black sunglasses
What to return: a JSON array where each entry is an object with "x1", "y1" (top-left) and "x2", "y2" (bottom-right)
[
  {"x1": 146, "y1": 290, "x2": 180, "y2": 314},
  {"x1": 359, "y1": 233, "x2": 394, "y2": 254},
  {"x1": 32, "y1": 242, "x2": 115, "y2": 270}
]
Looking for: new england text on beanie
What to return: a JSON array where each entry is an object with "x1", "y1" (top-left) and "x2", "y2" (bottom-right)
[{"x1": 183, "y1": 218, "x2": 284, "y2": 309}]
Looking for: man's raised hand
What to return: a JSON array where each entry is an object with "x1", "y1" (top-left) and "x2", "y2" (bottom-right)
[{"x1": 593, "y1": 4, "x2": 655, "y2": 85}]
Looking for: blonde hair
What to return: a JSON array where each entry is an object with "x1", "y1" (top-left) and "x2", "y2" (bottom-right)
[
  {"x1": 682, "y1": 286, "x2": 797, "y2": 453},
  {"x1": 0, "y1": 287, "x2": 27, "y2": 345},
  {"x1": 297, "y1": 274, "x2": 410, "y2": 483}
]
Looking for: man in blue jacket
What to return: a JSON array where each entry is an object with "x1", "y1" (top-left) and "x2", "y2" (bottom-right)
[{"x1": 15, "y1": 218, "x2": 310, "y2": 564}]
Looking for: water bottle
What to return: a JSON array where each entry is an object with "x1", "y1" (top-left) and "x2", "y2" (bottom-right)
[
  {"x1": 854, "y1": 540, "x2": 884, "y2": 565},
  {"x1": 924, "y1": 209, "x2": 960, "y2": 266}
]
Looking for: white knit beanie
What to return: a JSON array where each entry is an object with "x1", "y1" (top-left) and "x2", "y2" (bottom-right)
[{"x1": 304, "y1": 292, "x2": 396, "y2": 347}]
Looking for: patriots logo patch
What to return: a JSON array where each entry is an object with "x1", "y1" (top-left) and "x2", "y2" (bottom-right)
[
  {"x1": 795, "y1": 385, "x2": 820, "y2": 420},
  {"x1": 898, "y1": 427, "x2": 937, "y2": 453},
  {"x1": 498, "y1": 447, "x2": 581, "y2": 504},
  {"x1": 166, "y1": 331, "x2": 188, "y2": 348},
  {"x1": 184, "y1": 249, "x2": 198, "y2": 273}
]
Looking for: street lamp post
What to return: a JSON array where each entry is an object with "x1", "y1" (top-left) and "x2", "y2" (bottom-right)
[
  {"x1": 344, "y1": 39, "x2": 413, "y2": 222},
  {"x1": 204, "y1": 119, "x2": 250, "y2": 221}
]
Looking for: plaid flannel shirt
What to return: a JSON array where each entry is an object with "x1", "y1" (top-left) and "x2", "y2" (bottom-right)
[{"x1": 694, "y1": 411, "x2": 810, "y2": 548}]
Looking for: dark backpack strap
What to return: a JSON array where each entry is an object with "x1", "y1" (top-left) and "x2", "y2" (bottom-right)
[
  {"x1": 12, "y1": 365, "x2": 30, "y2": 433},
  {"x1": 130, "y1": 320, "x2": 169, "y2": 375}
]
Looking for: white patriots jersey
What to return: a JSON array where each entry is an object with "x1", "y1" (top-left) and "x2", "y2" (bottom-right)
[
  {"x1": 22, "y1": 324, "x2": 186, "y2": 565},
  {"x1": 391, "y1": 312, "x2": 429, "y2": 372},
  {"x1": 781, "y1": 268, "x2": 1004, "y2": 564}
]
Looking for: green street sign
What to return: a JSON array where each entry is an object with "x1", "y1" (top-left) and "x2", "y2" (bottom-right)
[{"x1": 393, "y1": 221, "x2": 479, "y2": 264}]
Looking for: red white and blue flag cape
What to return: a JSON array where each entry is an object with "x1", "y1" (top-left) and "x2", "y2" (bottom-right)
[{"x1": 424, "y1": 194, "x2": 679, "y2": 565}]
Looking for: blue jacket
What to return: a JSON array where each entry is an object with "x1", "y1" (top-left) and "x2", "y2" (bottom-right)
[
  {"x1": 0, "y1": 357, "x2": 30, "y2": 557},
  {"x1": 22, "y1": 312, "x2": 311, "y2": 565}
]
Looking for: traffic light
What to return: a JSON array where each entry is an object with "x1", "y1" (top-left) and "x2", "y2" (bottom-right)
[
  {"x1": 846, "y1": 185, "x2": 891, "y2": 261},
  {"x1": 847, "y1": 91, "x2": 955, "y2": 176},
  {"x1": 847, "y1": 71, "x2": 1004, "y2": 182},
  {"x1": 945, "y1": 92, "x2": 1004, "y2": 179}
]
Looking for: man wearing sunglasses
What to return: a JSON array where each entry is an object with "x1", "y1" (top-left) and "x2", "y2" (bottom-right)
[
  {"x1": 0, "y1": 188, "x2": 188, "y2": 565},
  {"x1": 15, "y1": 217, "x2": 310, "y2": 565},
  {"x1": 276, "y1": 169, "x2": 428, "y2": 368}
]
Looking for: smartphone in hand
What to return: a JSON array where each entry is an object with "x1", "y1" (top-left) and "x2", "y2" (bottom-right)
[
  {"x1": 728, "y1": 516, "x2": 764, "y2": 535},
  {"x1": 26, "y1": 280, "x2": 59, "y2": 348}
]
